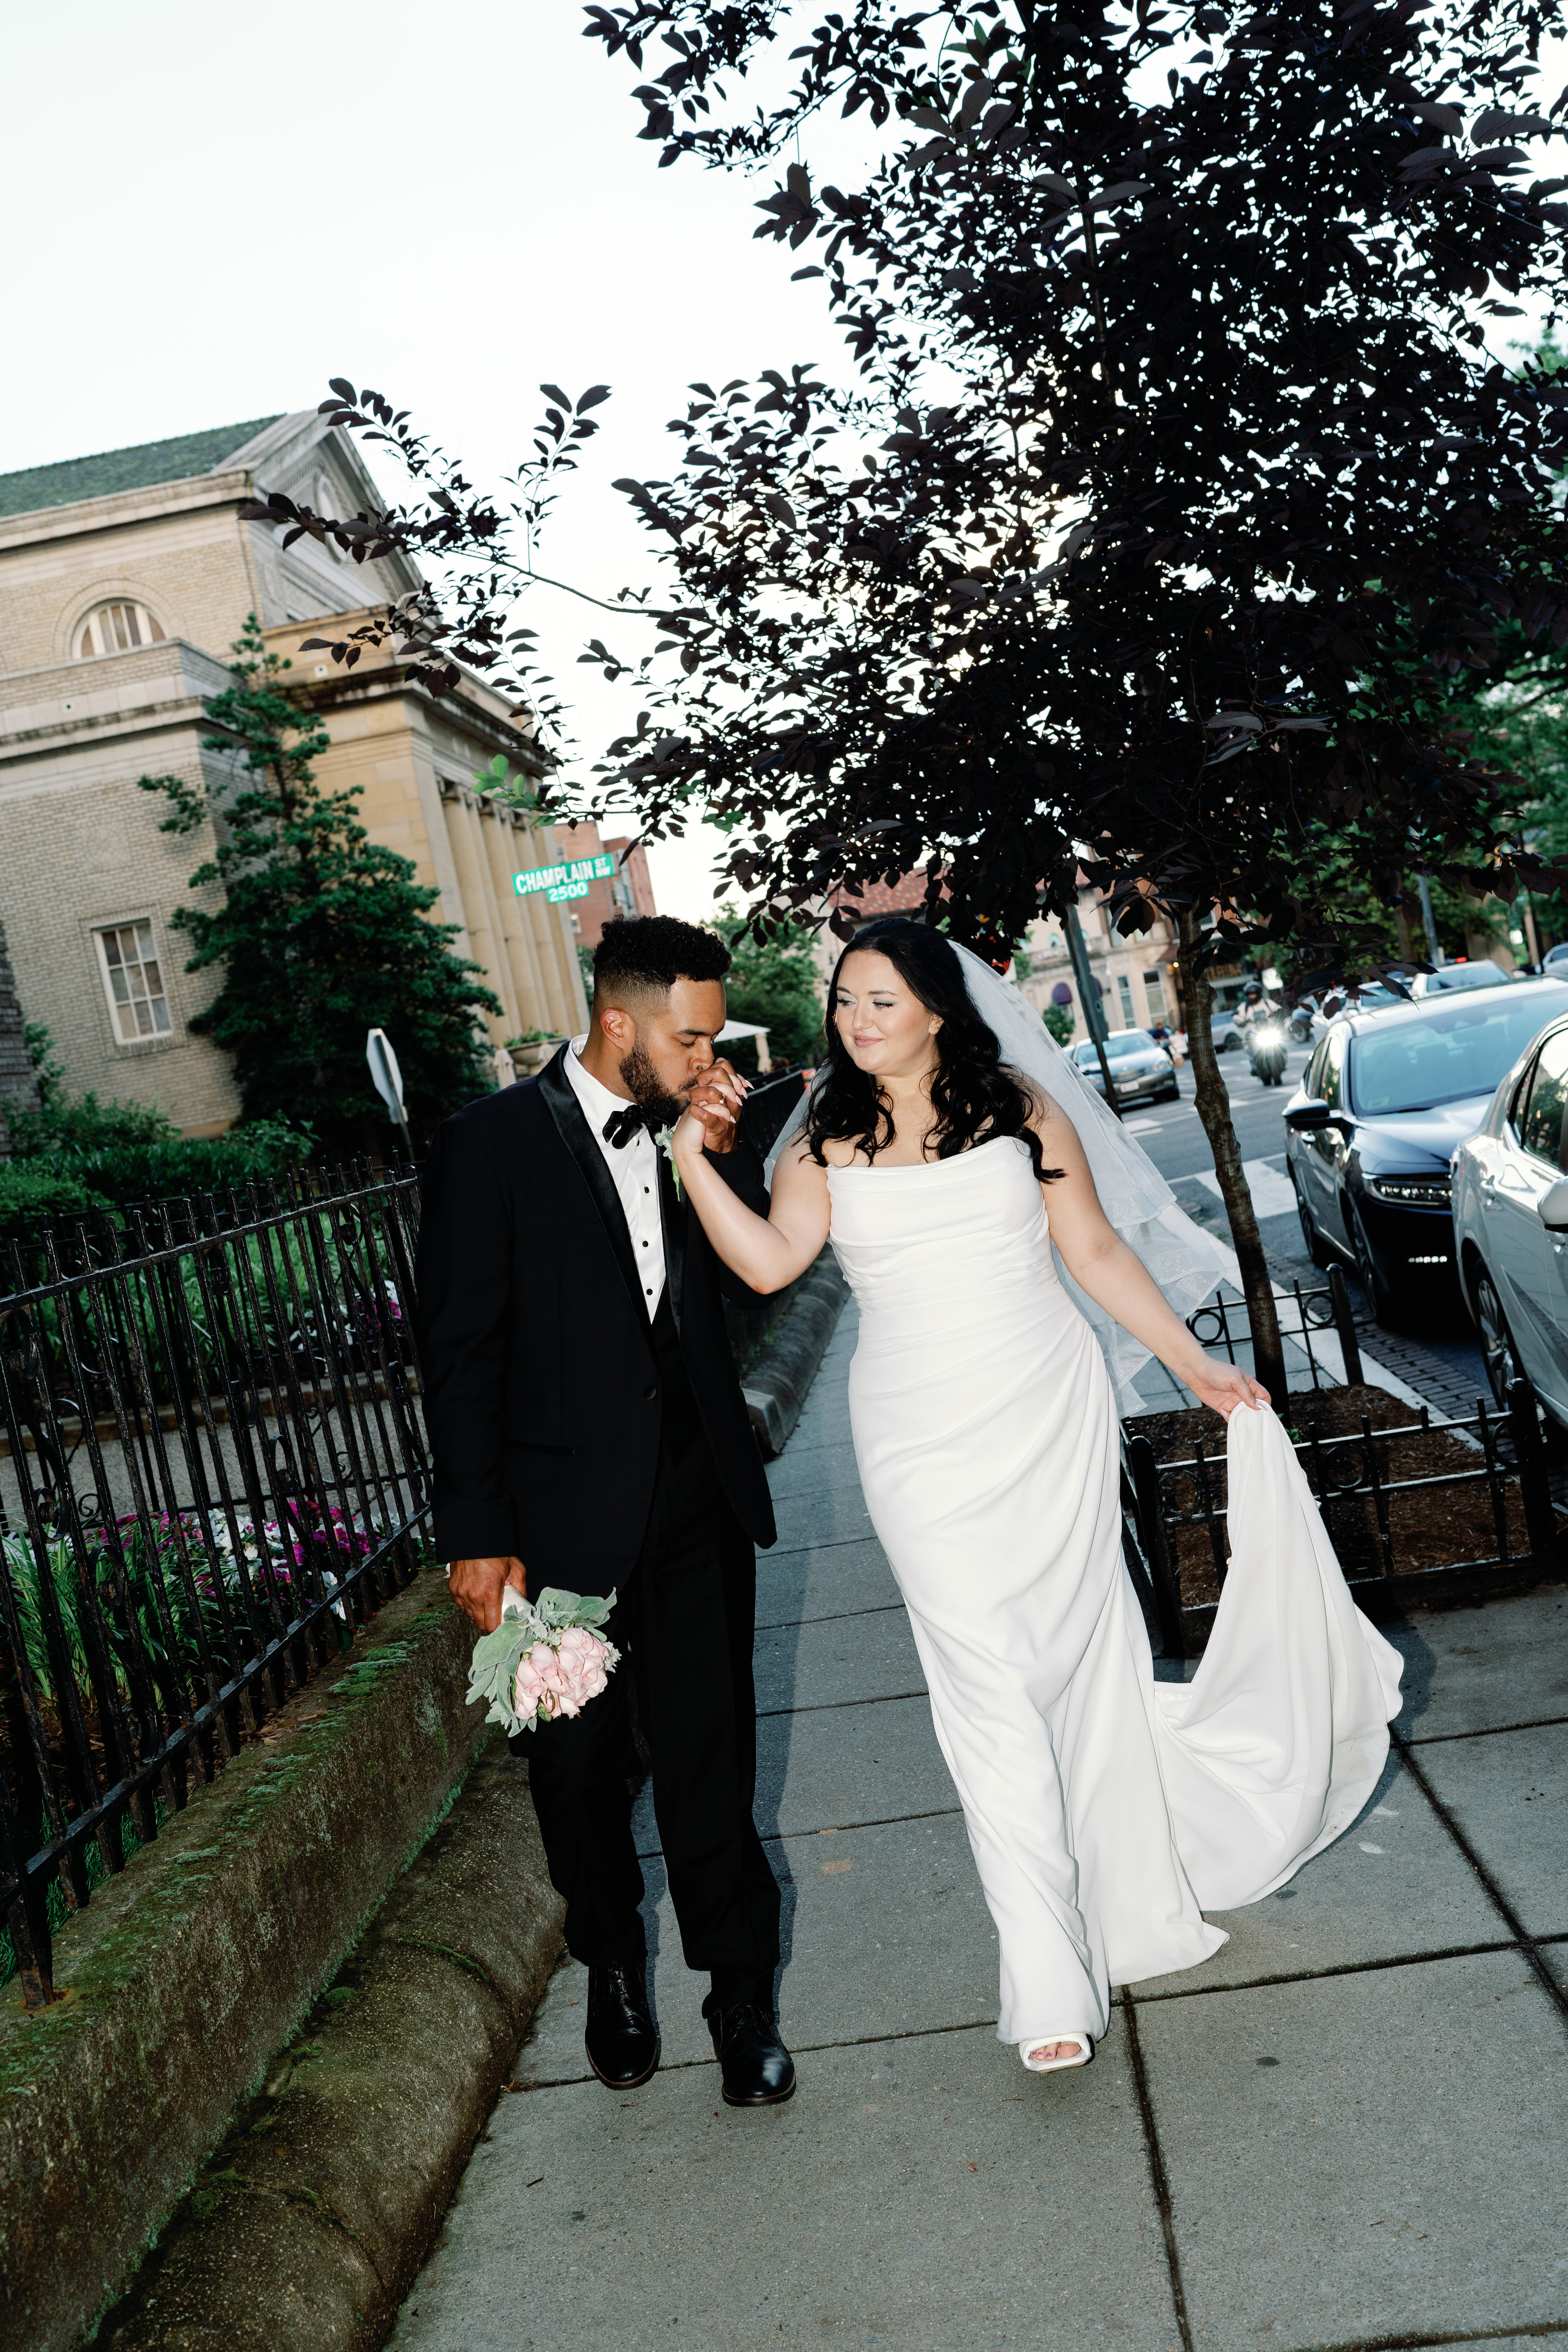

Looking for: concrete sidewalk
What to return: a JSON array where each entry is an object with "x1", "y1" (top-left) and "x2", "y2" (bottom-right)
[{"x1": 389, "y1": 1301, "x2": 1568, "y2": 2352}]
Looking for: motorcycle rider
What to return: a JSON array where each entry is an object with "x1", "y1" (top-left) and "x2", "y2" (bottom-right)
[{"x1": 1238, "y1": 978, "x2": 1287, "y2": 1085}]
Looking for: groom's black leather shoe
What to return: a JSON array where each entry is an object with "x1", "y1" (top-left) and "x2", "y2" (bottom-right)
[
  {"x1": 585, "y1": 1958, "x2": 660, "y2": 2089},
  {"x1": 702, "y1": 1993, "x2": 796, "y2": 2107}
]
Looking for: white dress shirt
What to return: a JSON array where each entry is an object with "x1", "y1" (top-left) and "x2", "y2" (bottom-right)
[{"x1": 563, "y1": 1037, "x2": 667, "y2": 1319}]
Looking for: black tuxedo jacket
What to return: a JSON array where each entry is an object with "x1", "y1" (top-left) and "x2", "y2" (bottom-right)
[{"x1": 414, "y1": 1047, "x2": 777, "y2": 1587}]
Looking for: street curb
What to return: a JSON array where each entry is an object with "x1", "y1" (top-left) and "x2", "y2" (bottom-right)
[
  {"x1": 95, "y1": 1739, "x2": 563, "y2": 2352},
  {"x1": 0, "y1": 1573, "x2": 490, "y2": 2352},
  {"x1": 743, "y1": 1247, "x2": 849, "y2": 1459}
]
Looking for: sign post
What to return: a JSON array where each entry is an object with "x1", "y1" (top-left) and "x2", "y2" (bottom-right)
[
  {"x1": 1064, "y1": 903, "x2": 1122, "y2": 1120},
  {"x1": 366, "y1": 1028, "x2": 414, "y2": 1160}
]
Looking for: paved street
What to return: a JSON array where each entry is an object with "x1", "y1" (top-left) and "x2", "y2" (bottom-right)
[
  {"x1": 1130, "y1": 1040, "x2": 1492, "y2": 1404},
  {"x1": 389, "y1": 1298, "x2": 1568, "y2": 2352}
]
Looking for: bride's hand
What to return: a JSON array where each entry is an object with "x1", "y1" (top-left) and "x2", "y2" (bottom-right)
[
  {"x1": 671, "y1": 1102, "x2": 717, "y2": 1167},
  {"x1": 1181, "y1": 1358, "x2": 1270, "y2": 1420},
  {"x1": 679, "y1": 1059, "x2": 748, "y2": 1158}
]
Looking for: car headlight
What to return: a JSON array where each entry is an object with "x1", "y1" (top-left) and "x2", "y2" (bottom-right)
[{"x1": 1365, "y1": 1174, "x2": 1452, "y2": 1206}]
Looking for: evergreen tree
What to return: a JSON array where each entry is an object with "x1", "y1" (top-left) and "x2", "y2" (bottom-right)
[{"x1": 140, "y1": 620, "x2": 499, "y2": 1144}]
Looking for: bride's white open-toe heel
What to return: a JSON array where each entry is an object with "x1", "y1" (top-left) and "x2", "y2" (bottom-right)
[{"x1": 1018, "y1": 2033, "x2": 1094, "y2": 2074}]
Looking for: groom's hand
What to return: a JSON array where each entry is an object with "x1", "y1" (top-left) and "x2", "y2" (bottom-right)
[{"x1": 447, "y1": 1554, "x2": 528, "y2": 1633}]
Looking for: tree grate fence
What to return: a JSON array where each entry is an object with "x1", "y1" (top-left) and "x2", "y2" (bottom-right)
[
  {"x1": 0, "y1": 1164, "x2": 429, "y2": 2010},
  {"x1": 1122, "y1": 1275, "x2": 1564, "y2": 1660}
]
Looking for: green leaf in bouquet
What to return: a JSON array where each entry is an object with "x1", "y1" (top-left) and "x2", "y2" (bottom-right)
[
  {"x1": 466, "y1": 1619, "x2": 532, "y2": 1724},
  {"x1": 533, "y1": 1585, "x2": 617, "y2": 1630}
]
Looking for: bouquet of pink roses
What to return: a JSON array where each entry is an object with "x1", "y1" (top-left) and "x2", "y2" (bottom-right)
[{"x1": 465, "y1": 1584, "x2": 621, "y2": 1736}]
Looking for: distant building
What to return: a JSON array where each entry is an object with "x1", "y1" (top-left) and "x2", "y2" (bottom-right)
[
  {"x1": 0, "y1": 412, "x2": 587, "y2": 1135},
  {"x1": 822, "y1": 869, "x2": 1183, "y2": 1039},
  {"x1": 552, "y1": 819, "x2": 657, "y2": 950}
]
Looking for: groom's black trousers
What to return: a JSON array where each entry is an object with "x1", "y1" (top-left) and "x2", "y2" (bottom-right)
[{"x1": 515, "y1": 1299, "x2": 781, "y2": 1979}]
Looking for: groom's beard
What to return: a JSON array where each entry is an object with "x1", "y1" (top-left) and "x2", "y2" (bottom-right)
[{"x1": 618, "y1": 1041, "x2": 685, "y2": 1131}]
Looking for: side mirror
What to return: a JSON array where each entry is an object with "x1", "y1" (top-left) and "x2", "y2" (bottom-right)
[
  {"x1": 1285, "y1": 1101, "x2": 1333, "y2": 1131},
  {"x1": 1539, "y1": 1179, "x2": 1568, "y2": 1230}
]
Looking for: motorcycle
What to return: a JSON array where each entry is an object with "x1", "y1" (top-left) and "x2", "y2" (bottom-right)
[
  {"x1": 1247, "y1": 1014, "x2": 1288, "y2": 1087},
  {"x1": 1287, "y1": 998, "x2": 1317, "y2": 1044}
]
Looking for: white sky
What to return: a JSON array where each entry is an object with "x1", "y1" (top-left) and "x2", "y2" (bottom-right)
[
  {"x1": 3, "y1": 1, "x2": 858, "y2": 917},
  {"x1": 5, "y1": 6, "x2": 1563, "y2": 916}
]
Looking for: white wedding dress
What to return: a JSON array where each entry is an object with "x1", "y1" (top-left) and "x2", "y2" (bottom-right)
[{"x1": 828, "y1": 1135, "x2": 1405, "y2": 2047}]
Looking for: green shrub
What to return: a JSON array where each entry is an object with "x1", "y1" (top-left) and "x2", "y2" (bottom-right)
[
  {"x1": 0, "y1": 1163, "x2": 115, "y2": 1241},
  {"x1": 4, "y1": 1034, "x2": 314, "y2": 1214},
  {"x1": 1042, "y1": 1003, "x2": 1075, "y2": 1050},
  {"x1": 56, "y1": 1117, "x2": 313, "y2": 1209}
]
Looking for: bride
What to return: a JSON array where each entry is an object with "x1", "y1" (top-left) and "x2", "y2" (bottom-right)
[{"x1": 674, "y1": 918, "x2": 1402, "y2": 2075}]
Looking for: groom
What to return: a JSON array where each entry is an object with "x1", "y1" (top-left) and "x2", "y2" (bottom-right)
[{"x1": 414, "y1": 915, "x2": 793, "y2": 2106}]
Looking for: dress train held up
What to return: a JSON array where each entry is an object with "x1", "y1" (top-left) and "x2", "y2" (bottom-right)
[{"x1": 828, "y1": 1138, "x2": 1403, "y2": 2046}]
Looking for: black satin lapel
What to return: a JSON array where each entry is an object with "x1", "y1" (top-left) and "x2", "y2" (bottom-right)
[
  {"x1": 658, "y1": 1144, "x2": 686, "y2": 1331},
  {"x1": 537, "y1": 1049, "x2": 646, "y2": 1323}
]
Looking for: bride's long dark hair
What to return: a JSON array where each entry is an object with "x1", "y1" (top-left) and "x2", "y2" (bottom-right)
[{"x1": 806, "y1": 919, "x2": 1061, "y2": 1180}]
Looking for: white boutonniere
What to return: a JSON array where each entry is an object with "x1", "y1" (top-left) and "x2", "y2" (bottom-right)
[{"x1": 655, "y1": 1125, "x2": 682, "y2": 1199}]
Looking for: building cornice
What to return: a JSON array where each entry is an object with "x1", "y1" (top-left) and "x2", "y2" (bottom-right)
[{"x1": 0, "y1": 468, "x2": 266, "y2": 551}]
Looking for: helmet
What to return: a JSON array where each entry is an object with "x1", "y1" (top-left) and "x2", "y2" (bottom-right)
[{"x1": 1241, "y1": 979, "x2": 1263, "y2": 1001}]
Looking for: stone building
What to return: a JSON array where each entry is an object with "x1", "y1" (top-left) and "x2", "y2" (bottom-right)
[
  {"x1": 0, "y1": 914, "x2": 38, "y2": 1155},
  {"x1": 0, "y1": 411, "x2": 587, "y2": 1135}
]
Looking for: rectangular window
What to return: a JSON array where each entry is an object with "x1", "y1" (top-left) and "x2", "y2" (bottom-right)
[
  {"x1": 1143, "y1": 969, "x2": 1167, "y2": 1022},
  {"x1": 94, "y1": 920, "x2": 172, "y2": 1042},
  {"x1": 1117, "y1": 973, "x2": 1135, "y2": 1028}
]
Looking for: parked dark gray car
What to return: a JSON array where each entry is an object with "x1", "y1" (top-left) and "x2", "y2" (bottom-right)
[{"x1": 1283, "y1": 980, "x2": 1568, "y2": 1319}]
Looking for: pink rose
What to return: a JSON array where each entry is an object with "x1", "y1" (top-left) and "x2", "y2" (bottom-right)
[{"x1": 513, "y1": 1642, "x2": 560, "y2": 1722}]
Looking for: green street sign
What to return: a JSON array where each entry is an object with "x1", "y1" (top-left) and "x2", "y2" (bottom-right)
[{"x1": 514, "y1": 853, "x2": 614, "y2": 902}]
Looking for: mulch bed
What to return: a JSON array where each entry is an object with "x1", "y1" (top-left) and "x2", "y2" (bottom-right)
[{"x1": 1124, "y1": 1384, "x2": 1532, "y2": 1612}]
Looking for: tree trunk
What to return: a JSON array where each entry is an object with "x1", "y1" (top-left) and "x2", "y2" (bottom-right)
[{"x1": 1177, "y1": 907, "x2": 1288, "y2": 1408}]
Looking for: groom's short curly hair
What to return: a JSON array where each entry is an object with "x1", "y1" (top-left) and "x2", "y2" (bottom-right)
[{"x1": 592, "y1": 915, "x2": 731, "y2": 1005}]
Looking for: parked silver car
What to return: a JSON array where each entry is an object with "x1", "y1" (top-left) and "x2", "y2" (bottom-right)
[
  {"x1": 1071, "y1": 1029, "x2": 1179, "y2": 1105},
  {"x1": 1452, "y1": 1005, "x2": 1568, "y2": 1417}
]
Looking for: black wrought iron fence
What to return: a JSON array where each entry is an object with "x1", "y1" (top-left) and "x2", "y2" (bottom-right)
[
  {"x1": 738, "y1": 1066, "x2": 811, "y2": 1162},
  {"x1": 0, "y1": 1165, "x2": 430, "y2": 2009},
  {"x1": 1122, "y1": 1272, "x2": 1563, "y2": 1657},
  {"x1": 1185, "y1": 1262, "x2": 1367, "y2": 1391}
]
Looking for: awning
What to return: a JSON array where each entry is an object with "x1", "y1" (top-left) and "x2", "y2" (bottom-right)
[{"x1": 716, "y1": 1019, "x2": 773, "y2": 1072}]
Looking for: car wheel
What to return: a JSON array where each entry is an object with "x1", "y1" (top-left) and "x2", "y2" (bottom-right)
[
  {"x1": 1291, "y1": 1171, "x2": 1330, "y2": 1270},
  {"x1": 1350, "y1": 1203, "x2": 1396, "y2": 1324},
  {"x1": 1472, "y1": 1264, "x2": 1527, "y2": 1409}
]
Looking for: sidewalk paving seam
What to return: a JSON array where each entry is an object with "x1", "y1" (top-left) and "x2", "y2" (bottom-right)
[
  {"x1": 519, "y1": 2014, "x2": 1007, "y2": 2092},
  {"x1": 759, "y1": 1601, "x2": 907, "y2": 1629},
  {"x1": 762, "y1": 1532, "x2": 893, "y2": 1563},
  {"x1": 1406, "y1": 1711, "x2": 1568, "y2": 1745},
  {"x1": 1287, "y1": 2323, "x2": 1568, "y2": 2350},
  {"x1": 636, "y1": 1805, "x2": 965, "y2": 1861},
  {"x1": 1125, "y1": 1934, "x2": 1563, "y2": 2005},
  {"x1": 757, "y1": 1685, "x2": 927, "y2": 1720},
  {"x1": 1121, "y1": 1991, "x2": 1196, "y2": 2352},
  {"x1": 1392, "y1": 1732, "x2": 1568, "y2": 2026}
]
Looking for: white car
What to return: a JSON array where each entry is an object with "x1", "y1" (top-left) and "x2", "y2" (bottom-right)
[
  {"x1": 1408, "y1": 960, "x2": 1514, "y2": 998},
  {"x1": 1451, "y1": 1004, "x2": 1568, "y2": 1417}
]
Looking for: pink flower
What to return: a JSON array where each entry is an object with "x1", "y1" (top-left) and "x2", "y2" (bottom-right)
[
  {"x1": 553, "y1": 1626, "x2": 612, "y2": 1714},
  {"x1": 514, "y1": 1641, "x2": 565, "y2": 1722}
]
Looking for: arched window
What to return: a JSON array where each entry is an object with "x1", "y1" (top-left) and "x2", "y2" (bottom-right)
[{"x1": 75, "y1": 601, "x2": 166, "y2": 659}]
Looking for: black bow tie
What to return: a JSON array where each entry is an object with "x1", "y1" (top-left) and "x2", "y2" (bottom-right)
[{"x1": 603, "y1": 1102, "x2": 653, "y2": 1149}]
